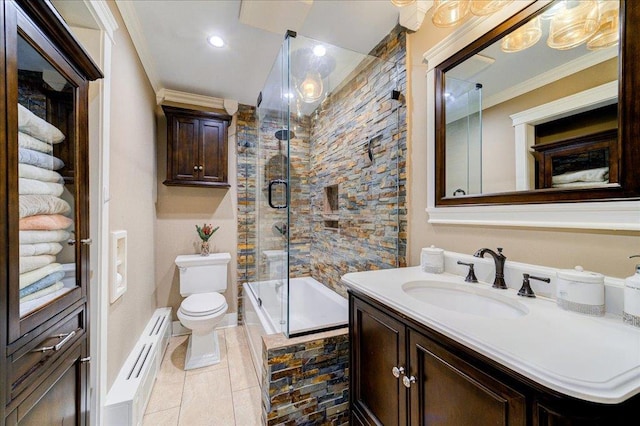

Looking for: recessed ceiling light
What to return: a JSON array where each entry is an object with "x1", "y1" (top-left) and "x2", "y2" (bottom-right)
[
  {"x1": 313, "y1": 45, "x2": 326, "y2": 57},
  {"x1": 208, "y1": 35, "x2": 225, "y2": 48}
]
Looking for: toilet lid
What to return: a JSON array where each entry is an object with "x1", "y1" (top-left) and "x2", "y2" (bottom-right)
[{"x1": 180, "y1": 292, "x2": 227, "y2": 317}]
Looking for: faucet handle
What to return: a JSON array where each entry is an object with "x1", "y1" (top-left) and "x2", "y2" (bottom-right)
[
  {"x1": 497, "y1": 247, "x2": 504, "y2": 255},
  {"x1": 518, "y1": 273, "x2": 551, "y2": 298},
  {"x1": 457, "y1": 261, "x2": 478, "y2": 283}
]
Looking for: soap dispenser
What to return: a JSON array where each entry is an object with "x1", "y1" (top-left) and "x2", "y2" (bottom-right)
[{"x1": 623, "y1": 255, "x2": 640, "y2": 328}]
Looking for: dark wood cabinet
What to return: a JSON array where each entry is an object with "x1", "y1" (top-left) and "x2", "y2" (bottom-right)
[
  {"x1": 349, "y1": 291, "x2": 640, "y2": 426},
  {"x1": 1, "y1": 0, "x2": 102, "y2": 423},
  {"x1": 162, "y1": 105, "x2": 231, "y2": 188}
]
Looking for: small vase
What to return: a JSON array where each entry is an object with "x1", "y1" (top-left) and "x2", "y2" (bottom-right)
[{"x1": 200, "y1": 240, "x2": 210, "y2": 256}]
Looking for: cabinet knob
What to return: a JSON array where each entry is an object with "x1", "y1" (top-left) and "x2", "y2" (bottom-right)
[
  {"x1": 402, "y1": 375, "x2": 416, "y2": 388},
  {"x1": 194, "y1": 165, "x2": 198, "y2": 170},
  {"x1": 392, "y1": 366, "x2": 405, "y2": 378},
  {"x1": 198, "y1": 165, "x2": 203, "y2": 171},
  {"x1": 67, "y1": 239, "x2": 76, "y2": 245},
  {"x1": 81, "y1": 238, "x2": 93, "y2": 245}
]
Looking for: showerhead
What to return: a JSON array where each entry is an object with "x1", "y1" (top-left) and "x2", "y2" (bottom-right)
[{"x1": 275, "y1": 129, "x2": 295, "y2": 141}]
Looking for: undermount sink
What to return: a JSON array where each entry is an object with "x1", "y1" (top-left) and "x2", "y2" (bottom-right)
[{"x1": 402, "y1": 280, "x2": 529, "y2": 319}]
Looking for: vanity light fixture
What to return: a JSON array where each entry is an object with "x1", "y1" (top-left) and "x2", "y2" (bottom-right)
[
  {"x1": 431, "y1": 0, "x2": 512, "y2": 28},
  {"x1": 586, "y1": 0, "x2": 620, "y2": 50},
  {"x1": 432, "y1": 0, "x2": 471, "y2": 28},
  {"x1": 391, "y1": 0, "x2": 416, "y2": 6},
  {"x1": 207, "y1": 35, "x2": 225, "y2": 48},
  {"x1": 470, "y1": 0, "x2": 513, "y2": 16},
  {"x1": 547, "y1": 0, "x2": 600, "y2": 50},
  {"x1": 500, "y1": 16, "x2": 542, "y2": 53}
]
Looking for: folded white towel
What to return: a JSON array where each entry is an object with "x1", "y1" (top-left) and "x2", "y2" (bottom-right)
[
  {"x1": 19, "y1": 263, "x2": 62, "y2": 289},
  {"x1": 18, "y1": 103, "x2": 65, "y2": 143},
  {"x1": 19, "y1": 255, "x2": 56, "y2": 274},
  {"x1": 19, "y1": 132, "x2": 53, "y2": 154},
  {"x1": 19, "y1": 194, "x2": 70, "y2": 218},
  {"x1": 19, "y1": 230, "x2": 70, "y2": 244},
  {"x1": 19, "y1": 178, "x2": 64, "y2": 196},
  {"x1": 19, "y1": 163, "x2": 63, "y2": 183},
  {"x1": 552, "y1": 167, "x2": 609, "y2": 185},
  {"x1": 20, "y1": 242, "x2": 63, "y2": 256}
]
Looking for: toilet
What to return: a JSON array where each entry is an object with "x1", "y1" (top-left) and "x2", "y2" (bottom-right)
[
  {"x1": 175, "y1": 253, "x2": 231, "y2": 370},
  {"x1": 263, "y1": 250, "x2": 287, "y2": 280}
]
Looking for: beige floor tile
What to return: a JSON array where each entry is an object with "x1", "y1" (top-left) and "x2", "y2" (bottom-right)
[
  {"x1": 142, "y1": 407, "x2": 180, "y2": 426},
  {"x1": 227, "y1": 339, "x2": 259, "y2": 391},
  {"x1": 224, "y1": 326, "x2": 248, "y2": 349},
  {"x1": 185, "y1": 331, "x2": 229, "y2": 376},
  {"x1": 179, "y1": 369, "x2": 234, "y2": 426},
  {"x1": 146, "y1": 337, "x2": 188, "y2": 414},
  {"x1": 232, "y1": 386, "x2": 262, "y2": 426}
]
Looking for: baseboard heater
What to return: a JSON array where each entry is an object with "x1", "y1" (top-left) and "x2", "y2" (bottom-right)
[{"x1": 104, "y1": 307, "x2": 172, "y2": 426}]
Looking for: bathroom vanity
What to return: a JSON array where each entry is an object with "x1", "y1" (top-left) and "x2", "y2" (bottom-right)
[{"x1": 345, "y1": 267, "x2": 640, "y2": 425}]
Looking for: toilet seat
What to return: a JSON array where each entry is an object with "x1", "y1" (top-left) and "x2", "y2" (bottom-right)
[{"x1": 180, "y1": 292, "x2": 227, "y2": 317}]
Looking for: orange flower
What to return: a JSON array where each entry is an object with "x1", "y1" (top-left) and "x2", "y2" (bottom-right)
[{"x1": 196, "y1": 223, "x2": 219, "y2": 241}]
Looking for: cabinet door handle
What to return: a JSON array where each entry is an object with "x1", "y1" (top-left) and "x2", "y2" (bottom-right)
[
  {"x1": 193, "y1": 165, "x2": 198, "y2": 171},
  {"x1": 198, "y1": 165, "x2": 203, "y2": 171},
  {"x1": 402, "y1": 375, "x2": 416, "y2": 388},
  {"x1": 31, "y1": 331, "x2": 76, "y2": 353},
  {"x1": 392, "y1": 366, "x2": 405, "y2": 378},
  {"x1": 67, "y1": 239, "x2": 76, "y2": 245},
  {"x1": 81, "y1": 238, "x2": 92, "y2": 245}
]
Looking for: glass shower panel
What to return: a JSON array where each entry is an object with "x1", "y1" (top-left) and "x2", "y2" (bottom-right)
[
  {"x1": 445, "y1": 76, "x2": 482, "y2": 197},
  {"x1": 253, "y1": 36, "x2": 290, "y2": 334}
]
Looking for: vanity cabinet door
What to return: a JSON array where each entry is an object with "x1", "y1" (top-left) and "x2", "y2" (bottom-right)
[
  {"x1": 350, "y1": 296, "x2": 408, "y2": 426},
  {"x1": 408, "y1": 330, "x2": 526, "y2": 426}
]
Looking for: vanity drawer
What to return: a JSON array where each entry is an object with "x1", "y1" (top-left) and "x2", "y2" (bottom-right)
[{"x1": 8, "y1": 306, "x2": 85, "y2": 401}]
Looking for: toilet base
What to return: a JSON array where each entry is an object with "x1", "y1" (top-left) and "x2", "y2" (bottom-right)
[{"x1": 184, "y1": 330, "x2": 221, "y2": 370}]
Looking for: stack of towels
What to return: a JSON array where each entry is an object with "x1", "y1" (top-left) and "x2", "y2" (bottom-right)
[
  {"x1": 18, "y1": 104, "x2": 72, "y2": 307},
  {"x1": 551, "y1": 167, "x2": 610, "y2": 188}
]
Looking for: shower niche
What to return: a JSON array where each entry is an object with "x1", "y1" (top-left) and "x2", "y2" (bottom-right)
[{"x1": 323, "y1": 184, "x2": 339, "y2": 230}]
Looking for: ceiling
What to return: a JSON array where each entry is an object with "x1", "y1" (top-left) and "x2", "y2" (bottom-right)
[{"x1": 54, "y1": 0, "x2": 403, "y2": 107}]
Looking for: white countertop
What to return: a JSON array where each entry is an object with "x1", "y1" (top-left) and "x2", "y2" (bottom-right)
[{"x1": 342, "y1": 266, "x2": 640, "y2": 404}]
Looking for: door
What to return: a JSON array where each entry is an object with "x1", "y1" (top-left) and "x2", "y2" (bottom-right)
[
  {"x1": 350, "y1": 296, "x2": 407, "y2": 426},
  {"x1": 408, "y1": 330, "x2": 526, "y2": 426},
  {"x1": 199, "y1": 118, "x2": 227, "y2": 183},
  {"x1": 172, "y1": 116, "x2": 200, "y2": 182}
]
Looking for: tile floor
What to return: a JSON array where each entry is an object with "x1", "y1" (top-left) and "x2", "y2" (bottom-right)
[{"x1": 142, "y1": 326, "x2": 262, "y2": 426}]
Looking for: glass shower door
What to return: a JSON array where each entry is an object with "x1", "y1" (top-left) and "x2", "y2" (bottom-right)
[{"x1": 253, "y1": 35, "x2": 291, "y2": 334}]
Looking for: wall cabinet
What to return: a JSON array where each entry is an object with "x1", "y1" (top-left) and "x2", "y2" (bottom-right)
[
  {"x1": 1, "y1": 0, "x2": 102, "y2": 423},
  {"x1": 162, "y1": 105, "x2": 231, "y2": 188},
  {"x1": 349, "y1": 291, "x2": 640, "y2": 426}
]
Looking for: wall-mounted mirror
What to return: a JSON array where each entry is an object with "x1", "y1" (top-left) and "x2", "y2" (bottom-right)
[{"x1": 434, "y1": 0, "x2": 640, "y2": 207}]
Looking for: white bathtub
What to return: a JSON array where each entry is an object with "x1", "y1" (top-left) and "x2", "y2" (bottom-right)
[{"x1": 242, "y1": 276, "x2": 348, "y2": 376}]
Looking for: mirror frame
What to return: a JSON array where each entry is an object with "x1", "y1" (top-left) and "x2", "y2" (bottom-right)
[{"x1": 434, "y1": 0, "x2": 640, "y2": 207}]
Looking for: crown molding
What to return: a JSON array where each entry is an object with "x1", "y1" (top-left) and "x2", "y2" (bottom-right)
[
  {"x1": 156, "y1": 88, "x2": 238, "y2": 115},
  {"x1": 114, "y1": 0, "x2": 159, "y2": 91}
]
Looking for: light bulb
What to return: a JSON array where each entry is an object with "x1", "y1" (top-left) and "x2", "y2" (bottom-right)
[
  {"x1": 296, "y1": 72, "x2": 324, "y2": 103},
  {"x1": 313, "y1": 45, "x2": 326, "y2": 57},
  {"x1": 207, "y1": 35, "x2": 224, "y2": 48}
]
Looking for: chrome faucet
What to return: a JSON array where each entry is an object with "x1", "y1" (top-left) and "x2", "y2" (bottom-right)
[{"x1": 473, "y1": 247, "x2": 508, "y2": 289}]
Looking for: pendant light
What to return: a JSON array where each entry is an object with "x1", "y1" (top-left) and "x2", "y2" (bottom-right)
[
  {"x1": 432, "y1": 0, "x2": 471, "y2": 28},
  {"x1": 587, "y1": 0, "x2": 619, "y2": 50},
  {"x1": 296, "y1": 72, "x2": 324, "y2": 103},
  {"x1": 500, "y1": 16, "x2": 542, "y2": 53},
  {"x1": 548, "y1": 0, "x2": 600, "y2": 50}
]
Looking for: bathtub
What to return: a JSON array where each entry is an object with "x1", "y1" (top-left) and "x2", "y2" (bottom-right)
[{"x1": 243, "y1": 276, "x2": 348, "y2": 376}]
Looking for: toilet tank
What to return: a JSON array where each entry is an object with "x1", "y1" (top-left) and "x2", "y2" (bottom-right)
[{"x1": 175, "y1": 253, "x2": 231, "y2": 296}]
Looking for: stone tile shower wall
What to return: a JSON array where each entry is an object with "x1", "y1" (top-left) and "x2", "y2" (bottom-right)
[{"x1": 309, "y1": 26, "x2": 407, "y2": 297}]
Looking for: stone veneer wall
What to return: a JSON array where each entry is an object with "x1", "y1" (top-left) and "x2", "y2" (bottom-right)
[
  {"x1": 262, "y1": 330, "x2": 349, "y2": 425},
  {"x1": 309, "y1": 25, "x2": 408, "y2": 297}
]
